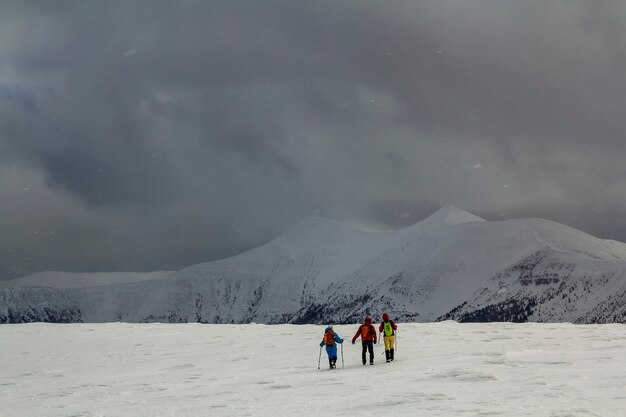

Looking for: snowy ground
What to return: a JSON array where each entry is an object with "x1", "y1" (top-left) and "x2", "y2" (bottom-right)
[{"x1": 1, "y1": 322, "x2": 625, "y2": 417}]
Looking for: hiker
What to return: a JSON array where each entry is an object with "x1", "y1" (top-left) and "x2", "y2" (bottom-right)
[
  {"x1": 352, "y1": 316, "x2": 377, "y2": 365},
  {"x1": 320, "y1": 325, "x2": 343, "y2": 369},
  {"x1": 379, "y1": 312, "x2": 397, "y2": 362}
]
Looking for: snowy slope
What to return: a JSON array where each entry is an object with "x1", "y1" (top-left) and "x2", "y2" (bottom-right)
[
  {"x1": 0, "y1": 271, "x2": 175, "y2": 288},
  {"x1": 2, "y1": 206, "x2": 626, "y2": 324},
  {"x1": 2, "y1": 323, "x2": 626, "y2": 417}
]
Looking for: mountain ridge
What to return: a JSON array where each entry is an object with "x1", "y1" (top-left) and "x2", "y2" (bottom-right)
[{"x1": 2, "y1": 206, "x2": 626, "y2": 324}]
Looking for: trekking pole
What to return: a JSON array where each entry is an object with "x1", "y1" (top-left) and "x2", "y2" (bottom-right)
[
  {"x1": 341, "y1": 343, "x2": 344, "y2": 369},
  {"x1": 317, "y1": 346, "x2": 322, "y2": 370},
  {"x1": 380, "y1": 332, "x2": 385, "y2": 356},
  {"x1": 395, "y1": 329, "x2": 398, "y2": 352}
]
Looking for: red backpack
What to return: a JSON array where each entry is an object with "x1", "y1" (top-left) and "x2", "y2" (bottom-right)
[
  {"x1": 324, "y1": 329, "x2": 335, "y2": 346},
  {"x1": 361, "y1": 324, "x2": 370, "y2": 339}
]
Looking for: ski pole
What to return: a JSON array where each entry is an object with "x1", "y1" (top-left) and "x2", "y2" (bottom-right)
[
  {"x1": 317, "y1": 346, "x2": 322, "y2": 370},
  {"x1": 341, "y1": 343, "x2": 344, "y2": 369}
]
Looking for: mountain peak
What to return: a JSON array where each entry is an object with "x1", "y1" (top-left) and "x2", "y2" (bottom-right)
[{"x1": 424, "y1": 205, "x2": 486, "y2": 226}]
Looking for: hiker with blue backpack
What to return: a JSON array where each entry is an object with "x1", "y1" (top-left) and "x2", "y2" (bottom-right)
[
  {"x1": 379, "y1": 312, "x2": 397, "y2": 363},
  {"x1": 319, "y1": 325, "x2": 344, "y2": 369}
]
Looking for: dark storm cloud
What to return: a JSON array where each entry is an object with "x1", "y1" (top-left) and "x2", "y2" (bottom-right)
[{"x1": 1, "y1": 0, "x2": 626, "y2": 279}]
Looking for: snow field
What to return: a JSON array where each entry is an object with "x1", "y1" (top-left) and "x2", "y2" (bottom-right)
[{"x1": 1, "y1": 322, "x2": 625, "y2": 416}]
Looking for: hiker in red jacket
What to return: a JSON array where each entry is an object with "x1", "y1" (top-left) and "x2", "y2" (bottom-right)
[{"x1": 352, "y1": 316, "x2": 377, "y2": 365}]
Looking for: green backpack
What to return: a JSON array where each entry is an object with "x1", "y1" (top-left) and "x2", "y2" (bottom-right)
[{"x1": 383, "y1": 321, "x2": 394, "y2": 336}]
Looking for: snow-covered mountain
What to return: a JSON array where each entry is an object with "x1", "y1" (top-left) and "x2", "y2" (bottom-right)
[{"x1": 2, "y1": 206, "x2": 626, "y2": 324}]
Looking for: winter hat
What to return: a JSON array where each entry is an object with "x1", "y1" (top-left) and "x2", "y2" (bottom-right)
[
  {"x1": 364, "y1": 316, "x2": 372, "y2": 323},
  {"x1": 382, "y1": 313, "x2": 389, "y2": 321}
]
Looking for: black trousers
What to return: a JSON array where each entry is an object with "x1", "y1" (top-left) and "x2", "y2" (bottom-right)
[{"x1": 361, "y1": 340, "x2": 374, "y2": 364}]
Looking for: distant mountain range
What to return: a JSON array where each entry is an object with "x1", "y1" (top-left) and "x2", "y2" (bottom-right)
[{"x1": 2, "y1": 206, "x2": 626, "y2": 324}]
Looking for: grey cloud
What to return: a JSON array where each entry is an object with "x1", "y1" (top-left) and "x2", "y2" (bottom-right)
[{"x1": 1, "y1": 0, "x2": 626, "y2": 279}]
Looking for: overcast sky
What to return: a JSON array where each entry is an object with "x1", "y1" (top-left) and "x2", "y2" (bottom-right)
[{"x1": 1, "y1": 0, "x2": 626, "y2": 280}]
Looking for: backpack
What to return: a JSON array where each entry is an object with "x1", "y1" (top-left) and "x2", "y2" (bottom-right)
[
  {"x1": 383, "y1": 321, "x2": 394, "y2": 337},
  {"x1": 324, "y1": 329, "x2": 335, "y2": 346},
  {"x1": 361, "y1": 324, "x2": 371, "y2": 339}
]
